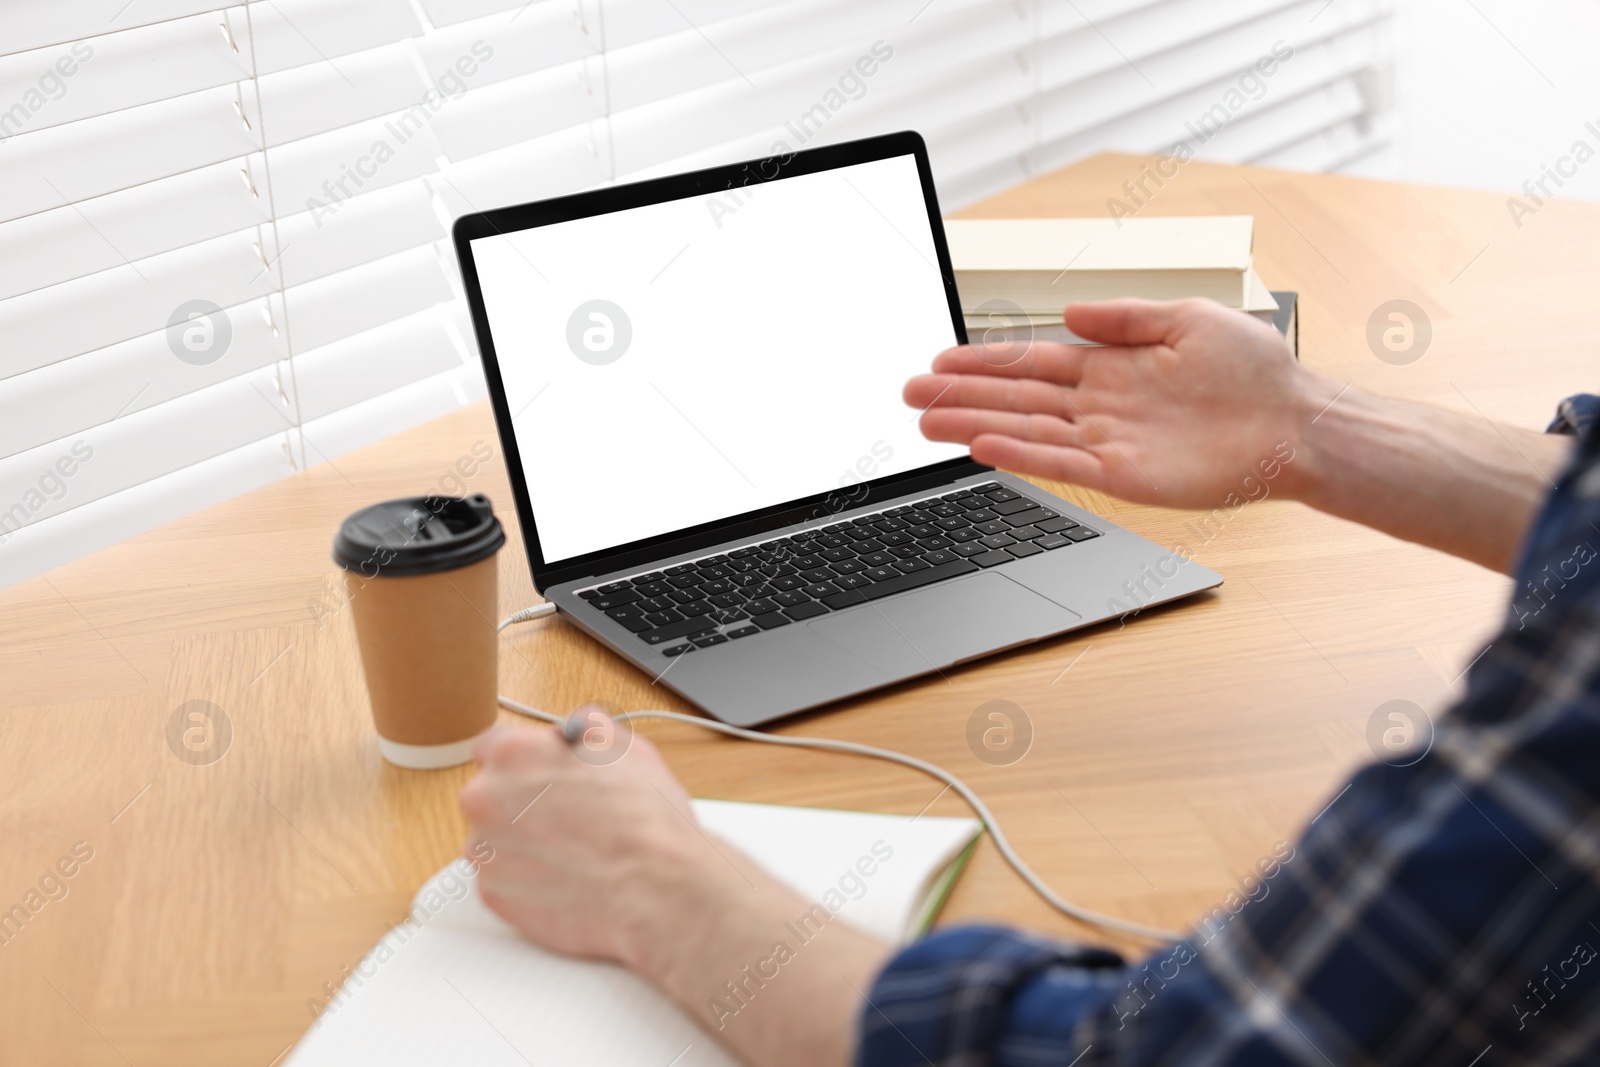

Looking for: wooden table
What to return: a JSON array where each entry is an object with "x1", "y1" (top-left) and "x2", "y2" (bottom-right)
[{"x1": 4, "y1": 154, "x2": 1597, "y2": 1065}]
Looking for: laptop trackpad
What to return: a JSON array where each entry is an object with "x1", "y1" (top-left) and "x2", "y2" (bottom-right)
[{"x1": 808, "y1": 572, "x2": 1080, "y2": 674}]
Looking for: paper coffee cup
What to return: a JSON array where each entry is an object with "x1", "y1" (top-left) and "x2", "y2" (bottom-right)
[{"x1": 333, "y1": 494, "x2": 506, "y2": 769}]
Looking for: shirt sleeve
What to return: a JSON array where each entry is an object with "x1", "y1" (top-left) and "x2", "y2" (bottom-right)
[
  {"x1": 864, "y1": 399, "x2": 1600, "y2": 1067},
  {"x1": 856, "y1": 926, "x2": 1126, "y2": 1066},
  {"x1": 856, "y1": 410, "x2": 1600, "y2": 1067},
  {"x1": 859, "y1": 726, "x2": 1600, "y2": 1066},
  {"x1": 1546, "y1": 392, "x2": 1600, "y2": 435}
]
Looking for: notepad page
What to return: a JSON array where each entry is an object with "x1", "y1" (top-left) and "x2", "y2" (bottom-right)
[
  {"x1": 289, "y1": 919, "x2": 740, "y2": 1067},
  {"x1": 692, "y1": 799, "x2": 981, "y2": 942},
  {"x1": 286, "y1": 800, "x2": 981, "y2": 1067}
]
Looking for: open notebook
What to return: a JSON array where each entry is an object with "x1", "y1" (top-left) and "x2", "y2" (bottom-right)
[{"x1": 287, "y1": 799, "x2": 983, "y2": 1067}]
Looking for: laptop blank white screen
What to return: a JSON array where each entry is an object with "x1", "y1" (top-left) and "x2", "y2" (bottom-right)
[{"x1": 470, "y1": 152, "x2": 966, "y2": 566}]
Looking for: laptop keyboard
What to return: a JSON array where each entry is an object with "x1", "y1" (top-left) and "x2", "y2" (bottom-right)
[{"x1": 575, "y1": 482, "x2": 1099, "y2": 657}]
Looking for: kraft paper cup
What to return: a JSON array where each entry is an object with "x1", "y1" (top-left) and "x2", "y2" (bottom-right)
[{"x1": 334, "y1": 494, "x2": 506, "y2": 769}]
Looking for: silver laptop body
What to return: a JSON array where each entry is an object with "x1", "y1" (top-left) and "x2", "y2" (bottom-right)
[{"x1": 454, "y1": 132, "x2": 1221, "y2": 727}]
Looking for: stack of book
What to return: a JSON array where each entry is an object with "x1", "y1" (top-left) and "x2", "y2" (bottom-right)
[{"x1": 945, "y1": 216, "x2": 1297, "y2": 357}]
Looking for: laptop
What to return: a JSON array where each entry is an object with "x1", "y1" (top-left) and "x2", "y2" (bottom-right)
[{"x1": 453, "y1": 131, "x2": 1222, "y2": 727}]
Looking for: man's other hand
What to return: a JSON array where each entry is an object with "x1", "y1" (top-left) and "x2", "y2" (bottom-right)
[{"x1": 906, "y1": 298, "x2": 1324, "y2": 510}]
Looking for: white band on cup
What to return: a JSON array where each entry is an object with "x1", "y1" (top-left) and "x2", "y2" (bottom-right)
[{"x1": 376, "y1": 731, "x2": 486, "y2": 769}]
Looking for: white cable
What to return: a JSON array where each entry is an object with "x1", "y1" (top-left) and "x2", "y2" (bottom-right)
[
  {"x1": 497, "y1": 603, "x2": 558, "y2": 632},
  {"x1": 497, "y1": 693, "x2": 1183, "y2": 943}
]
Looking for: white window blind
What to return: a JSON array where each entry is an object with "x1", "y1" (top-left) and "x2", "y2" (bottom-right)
[{"x1": 0, "y1": 0, "x2": 1392, "y2": 588}]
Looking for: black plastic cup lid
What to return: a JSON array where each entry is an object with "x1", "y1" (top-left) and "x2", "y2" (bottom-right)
[{"x1": 333, "y1": 494, "x2": 506, "y2": 578}]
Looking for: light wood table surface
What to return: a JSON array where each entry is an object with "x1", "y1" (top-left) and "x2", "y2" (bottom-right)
[{"x1": 3, "y1": 154, "x2": 1597, "y2": 1065}]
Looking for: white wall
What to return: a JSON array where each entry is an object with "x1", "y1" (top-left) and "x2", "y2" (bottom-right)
[{"x1": 1381, "y1": 0, "x2": 1600, "y2": 202}]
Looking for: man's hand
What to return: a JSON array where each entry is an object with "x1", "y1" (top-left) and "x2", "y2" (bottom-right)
[
  {"x1": 906, "y1": 298, "x2": 1568, "y2": 574},
  {"x1": 460, "y1": 708, "x2": 892, "y2": 1067},
  {"x1": 906, "y1": 299, "x2": 1324, "y2": 510},
  {"x1": 459, "y1": 711, "x2": 711, "y2": 971}
]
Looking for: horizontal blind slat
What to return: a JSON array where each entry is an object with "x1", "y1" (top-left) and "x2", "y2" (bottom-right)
[
  {"x1": 0, "y1": 0, "x2": 228, "y2": 57},
  {"x1": 295, "y1": 309, "x2": 464, "y2": 425},
  {"x1": 0, "y1": 365, "x2": 302, "y2": 530},
  {"x1": 1029, "y1": 1, "x2": 1385, "y2": 151},
  {"x1": 431, "y1": 58, "x2": 606, "y2": 161},
  {"x1": 0, "y1": 102, "x2": 449, "y2": 301},
  {"x1": 604, "y1": 0, "x2": 1007, "y2": 114},
  {"x1": 0, "y1": 228, "x2": 280, "y2": 376},
  {"x1": 932, "y1": 19, "x2": 1379, "y2": 184},
  {"x1": 994, "y1": 17, "x2": 1387, "y2": 204},
  {"x1": 1254, "y1": 113, "x2": 1387, "y2": 171},
  {"x1": 0, "y1": 155, "x2": 271, "y2": 300},
  {"x1": 0, "y1": 433, "x2": 296, "y2": 590},
  {"x1": 603, "y1": 0, "x2": 894, "y2": 113},
  {"x1": 602, "y1": 0, "x2": 961, "y2": 54},
  {"x1": 275, "y1": 179, "x2": 445, "y2": 290},
  {"x1": 415, "y1": 3, "x2": 599, "y2": 90},
  {"x1": 299, "y1": 366, "x2": 478, "y2": 475},
  {"x1": 620, "y1": 0, "x2": 1376, "y2": 200},
  {"x1": 0, "y1": 0, "x2": 421, "y2": 138},
  {"x1": 1194, "y1": 78, "x2": 1367, "y2": 163},
  {"x1": 417, "y1": 0, "x2": 527, "y2": 29},
  {"x1": 256, "y1": 40, "x2": 430, "y2": 145},
  {"x1": 269, "y1": 116, "x2": 445, "y2": 224},
  {"x1": 616, "y1": 0, "x2": 1323, "y2": 188},
  {"x1": 0, "y1": 306, "x2": 458, "y2": 535},
  {"x1": 287, "y1": 245, "x2": 455, "y2": 355},
  {"x1": 0, "y1": 84, "x2": 260, "y2": 225},
  {"x1": 0, "y1": 246, "x2": 453, "y2": 459},
  {"x1": 251, "y1": 0, "x2": 423, "y2": 76},
  {"x1": 430, "y1": 123, "x2": 612, "y2": 214},
  {"x1": 603, "y1": 0, "x2": 1032, "y2": 177},
  {"x1": 0, "y1": 295, "x2": 287, "y2": 460},
  {"x1": 0, "y1": 178, "x2": 440, "y2": 375}
]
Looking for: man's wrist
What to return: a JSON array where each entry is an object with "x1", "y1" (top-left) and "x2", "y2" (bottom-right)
[
  {"x1": 615, "y1": 833, "x2": 744, "y2": 990},
  {"x1": 616, "y1": 832, "x2": 895, "y2": 1067},
  {"x1": 1280, "y1": 369, "x2": 1363, "y2": 511},
  {"x1": 616, "y1": 828, "x2": 817, "y2": 1009},
  {"x1": 1266, "y1": 373, "x2": 1571, "y2": 573}
]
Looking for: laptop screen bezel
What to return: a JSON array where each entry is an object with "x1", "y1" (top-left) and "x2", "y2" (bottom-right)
[{"x1": 453, "y1": 130, "x2": 986, "y2": 593}]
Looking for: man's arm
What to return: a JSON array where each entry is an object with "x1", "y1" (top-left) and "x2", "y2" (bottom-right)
[
  {"x1": 1293, "y1": 382, "x2": 1567, "y2": 573},
  {"x1": 903, "y1": 299, "x2": 1571, "y2": 574},
  {"x1": 466, "y1": 607, "x2": 1600, "y2": 1067},
  {"x1": 459, "y1": 721, "x2": 892, "y2": 1067}
]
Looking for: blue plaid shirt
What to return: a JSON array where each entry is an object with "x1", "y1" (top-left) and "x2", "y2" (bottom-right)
[{"x1": 858, "y1": 400, "x2": 1600, "y2": 1066}]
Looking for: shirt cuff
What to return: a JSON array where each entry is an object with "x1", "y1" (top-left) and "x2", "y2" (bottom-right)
[
  {"x1": 855, "y1": 925, "x2": 1125, "y2": 1067},
  {"x1": 1546, "y1": 393, "x2": 1600, "y2": 436}
]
